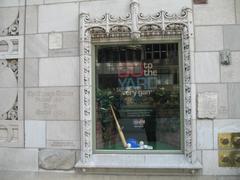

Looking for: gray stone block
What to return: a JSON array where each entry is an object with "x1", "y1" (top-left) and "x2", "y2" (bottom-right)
[
  {"x1": 49, "y1": 48, "x2": 78, "y2": 57},
  {"x1": 197, "y1": 120, "x2": 213, "y2": 150},
  {"x1": 221, "y1": 52, "x2": 240, "y2": 82},
  {"x1": 228, "y1": 83, "x2": 240, "y2": 118},
  {"x1": 26, "y1": 6, "x2": 38, "y2": 34},
  {"x1": 63, "y1": 31, "x2": 78, "y2": 49},
  {"x1": 224, "y1": 25, "x2": 240, "y2": 51},
  {"x1": 237, "y1": 0, "x2": 240, "y2": 24},
  {"x1": 25, "y1": 58, "x2": 39, "y2": 87},
  {"x1": 38, "y1": 3, "x2": 79, "y2": 33},
  {"x1": 25, "y1": 87, "x2": 79, "y2": 120},
  {"x1": 46, "y1": 121, "x2": 80, "y2": 149},
  {"x1": 195, "y1": 52, "x2": 220, "y2": 83},
  {"x1": 193, "y1": 0, "x2": 235, "y2": 25},
  {"x1": 26, "y1": 0, "x2": 43, "y2": 5},
  {"x1": 195, "y1": 26, "x2": 223, "y2": 51},
  {"x1": 39, "y1": 149, "x2": 75, "y2": 170},
  {"x1": 25, "y1": 34, "x2": 48, "y2": 58},
  {"x1": 0, "y1": 148, "x2": 38, "y2": 171},
  {"x1": 197, "y1": 84, "x2": 228, "y2": 119}
]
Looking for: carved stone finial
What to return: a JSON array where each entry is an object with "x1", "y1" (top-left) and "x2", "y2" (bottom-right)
[{"x1": 130, "y1": 0, "x2": 140, "y2": 40}]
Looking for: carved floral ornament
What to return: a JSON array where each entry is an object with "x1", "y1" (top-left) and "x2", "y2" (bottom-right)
[{"x1": 79, "y1": 0, "x2": 195, "y2": 165}]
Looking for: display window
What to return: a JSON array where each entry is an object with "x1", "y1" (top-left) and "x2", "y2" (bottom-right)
[{"x1": 95, "y1": 42, "x2": 183, "y2": 152}]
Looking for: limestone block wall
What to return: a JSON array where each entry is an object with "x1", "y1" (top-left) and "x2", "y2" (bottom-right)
[
  {"x1": 0, "y1": 0, "x2": 239, "y2": 175},
  {"x1": 194, "y1": 0, "x2": 240, "y2": 175}
]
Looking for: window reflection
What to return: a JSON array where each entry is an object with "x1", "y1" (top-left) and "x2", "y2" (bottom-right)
[{"x1": 96, "y1": 43, "x2": 181, "y2": 151}]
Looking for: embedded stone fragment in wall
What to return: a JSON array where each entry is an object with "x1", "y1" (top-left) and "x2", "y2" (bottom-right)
[
  {"x1": 197, "y1": 92, "x2": 218, "y2": 119},
  {"x1": 39, "y1": 149, "x2": 76, "y2": 170},
  {"x1": 194, "y1": 0, "x2": 207, "y2": 4}
]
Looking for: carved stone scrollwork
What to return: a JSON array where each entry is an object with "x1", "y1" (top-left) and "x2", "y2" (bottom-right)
[
  {"x1": 1, "y1": 12, "x2": 19, "y2": 36},
  {"x1": 79, "y1": 0, "x2": 194, "y2": 164}
]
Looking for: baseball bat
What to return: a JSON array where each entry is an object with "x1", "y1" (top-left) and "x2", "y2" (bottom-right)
[{"x1": 110, "y1": 105, "x2": 128, "y2": 148}]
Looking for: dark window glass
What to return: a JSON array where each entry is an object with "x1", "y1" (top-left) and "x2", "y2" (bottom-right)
[{"x1": 96, "y1": 43, "x2": 181, "y2": 151}]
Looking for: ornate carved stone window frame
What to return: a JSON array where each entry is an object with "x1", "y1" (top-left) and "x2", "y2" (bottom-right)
[{"x1": 77, "y1": 0, "x2": 199, "y2": 169}]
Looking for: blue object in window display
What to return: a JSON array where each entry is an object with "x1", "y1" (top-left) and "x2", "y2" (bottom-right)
[{"x1": 127, "y1": 138, "x2": 139, "y2": 148}]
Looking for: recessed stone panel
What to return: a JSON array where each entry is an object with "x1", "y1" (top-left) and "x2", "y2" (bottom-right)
[
  {"x1": 63, "y1": 31, "x2": 78, "y2": 49},
  {"x1": 221, "y1": 52, "x2": 240, "y2": 82},
  {"x1": 49, "y1": 48, "x2": 78, "y2": 57},
  {"x1": 197, "y1": 84, "x2": 228, "y2": 119},
  {"x1": 228, "y1": 83, "x2": 240, "y2": 118},
  {"x1": 47, "y1": 121, "x2": 80, "y2": 149},
  {"x1": 38, "y1": 3, "x2": 79, "y2": 33},
  {"x1": 195, "y1": 26, "x2": 223, "y2": 51},
  {"x1": 25, "y1": 87, "x2": 79, "y2": 120},
  {"x1": 197, "y1": 120, "x2": 213, "y2": 150},
  {"x1": 25, "y1": 120, "x2": 46, "y2": 148},
  {"x1": 39, "y1": 57, "x2": 79, "y2": 86},
  {"x1": 224, "y1": 25, "x2": 240, "y2": 51},
  {"x1": 49, "y1": 32, "x2": 62, "y2": 50},
  {"x1": 39, "y1": 149, "x2": 75, "y2": 170},
  {"x1": 194, "y1": 0, "x2": 235, "y2": 25},
  {"x1": 195, "y1": 52, "x2": 220, "y2": 83},
  {"x1": 25, "y1": 34, "x2": 48, "y2": 58},
  {"x1": 197, "y1": 92, "x2": 218, "y2": 119}
]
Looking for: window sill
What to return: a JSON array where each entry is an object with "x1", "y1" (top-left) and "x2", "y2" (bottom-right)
[{"x1": 75, "y1": 154, "x2": 202, "y2": 170}]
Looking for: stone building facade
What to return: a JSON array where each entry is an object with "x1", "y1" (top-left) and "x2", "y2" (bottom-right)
[{"x1": 0, "y1": 0, "x2": 239, "y2": 177}]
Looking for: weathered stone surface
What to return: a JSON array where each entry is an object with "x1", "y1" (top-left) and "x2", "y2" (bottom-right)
[
  {"x1": 0, "y1": 61, "x2": 17, "y2": 88},
  {"x1": 197, "y1": 120, "x2": 213, "y2": 150},
  {"x1": 0, "y1": 88, "x2": 17, "y2": 116},
  {"x1": 194, "y1": 0, "x2": 235, "y2": 25},
  {"x1": 25, "y1": 58, "x2": 39, "y2": 87},
  {"x1": 49, "y1": 32, "x2": 62, "y2": 49},
  {"x1": 224, "y1": 25, "x2": 240, "y2": 51},
  {"x1": 49, "y1": 48, "x2": 78, "y2": 57},
  {"x1": 39, "y1": 149, "x2": 76, "y2": 170},
  {"x1": 195, "y1": 52, "x2": 220, "y2": 83},
  {"x1": 237, "y1": 0, "x2": 240, "y2": 24},
  {"x1": 38, "y1": 3, "x2": 79, "y2": 33},
  {"x1": 39, "y1": 57, "x2": 79, "y2": 86},
  {"x1": 26, "y1": 0, "x2": 44, "y2": 5},
  {"x1": 197, "y1": 84, "x2": 228, "y2": 119},
  {"x1": 47, "y1": 121, "x2": 80, "y2": 149},
  {"x1": 80, "y1": 0, "x2": 191, "y2": 19},
  {"x1": 26, "y1": 6, "x2": 38, "y2": 34},
  {"x1": 197, "y1": 92, "x2": 218, "y2": 119},
  {"x1": 0, "y1": 148, "x2": 38, "y2": 171},
  {"x1": 213, "y1": 119, "x2": 240, "y2": 149},
  {"x1": 0, "y1": 7, "x2": 19, "y2": 34},
  {"x1": 25, "y1": 87, "x2": 79, "y2": 120},
  {"x1": 221, "y1": 52, "x2": 240, "y2": 82},
  {"x1": 25, "y1": 34, "x2": 48, "y2": 58},
  {"x1": 0, "y1": 120, "x2": 24, "y2": 147},
  {"x1": 228, "y1": 83, "x2": 240, "y2": 118},
  {"x1": 63, "y1": 31, "x2": 78, "y2": 49},
  {"x1": 202, "y1": 150, "x2": 240, "y2": 175},
  {"x1": 195, "y1": 26, "x2": 223, "y2": 51},
  {"x1": 25, "y1": 120, "x2": 46, "y2": 148}
]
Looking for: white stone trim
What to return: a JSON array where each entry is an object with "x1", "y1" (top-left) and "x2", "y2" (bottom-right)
[{"x1": 77, "y1": 0, "x2": 196, "y2": 167}]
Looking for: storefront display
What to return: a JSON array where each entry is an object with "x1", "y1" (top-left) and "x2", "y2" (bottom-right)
[{"x1": 95, "y1": 43, "x2": 182, "y2": 151}]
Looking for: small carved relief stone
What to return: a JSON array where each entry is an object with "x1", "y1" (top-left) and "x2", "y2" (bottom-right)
[
  {"x1": 39, "y1": 149, "x2": 76, "y2": 170},
  {"x1": 194, "y1": 0, "x2": 207, "y2": 4},
  {"x1": 49, "y1": 33, "x2": 62, "y2": 50},
  {"x1": 197, "y1": 92, "x2": 218, "y2": 119}
]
